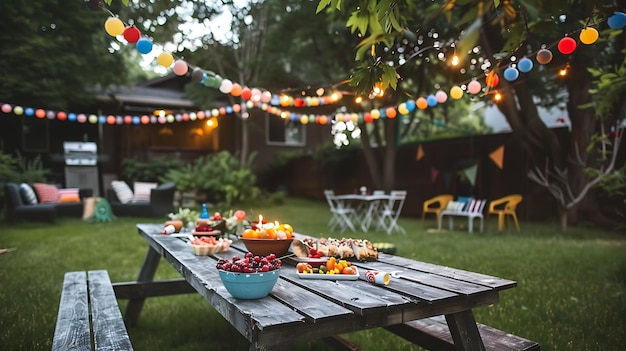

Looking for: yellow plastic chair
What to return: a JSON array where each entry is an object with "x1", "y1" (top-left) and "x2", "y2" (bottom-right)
[
  {"x1": 488, "y1": 194, "x2": 523, "y2": 232},
  {"x1": 421, "y1": 194, "x2": 454, "y2": 223}
]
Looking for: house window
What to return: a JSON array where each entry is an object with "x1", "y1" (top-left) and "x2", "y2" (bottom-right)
[
  {"x1": 266, "y1": 113, "x2": 305, "y2": 146},
  {"x1": 22, "y1": 118, "x2": 49, "y2": 152}
]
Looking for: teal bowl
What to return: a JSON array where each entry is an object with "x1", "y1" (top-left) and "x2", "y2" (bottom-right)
[{"x1": 218, "y1": 269, "x2": 281, "y2": 299}]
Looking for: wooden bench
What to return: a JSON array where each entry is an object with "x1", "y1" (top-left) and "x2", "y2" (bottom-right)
[
  {"x1": 438, "y1": 198, "x2": 487, "y2": 233},
  {"x1": 52, "y1": 270, "x2": 133, "y2": 351},
  {"x1": 385, "y1": 315, "x2": 540, "y2": 351}
]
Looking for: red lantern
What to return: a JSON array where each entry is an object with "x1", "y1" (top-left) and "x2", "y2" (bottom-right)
[
  {"x1": 557, "y1": 37, "x2": 576, "y2": 55},
  {"x1": 107, "y1": 115, "x2": 116, "y2": 124},
  {"x1": 363, "y1": 113, "x2": 373, "y2": 123},
  {"x1": 241, "y1": 87, "x2": 252, "y2": 101},
  {"x1": 35, "y1": 109, "x2": 46, "y2": 118},
  {"x1": 123, "y1": 26, "x2": 141, "y2": 43},
  {"x1": 140, "y1": 115, "x2": 150, "y2": 124},
  {"x1": 485, "y1": 72, "x2": 500, "y2": 87},
  {"x1": 197, "y1": 111, "x2": 205, "y2": 120},
  {"x1": 57, "y1": 111, "x2": 67, "y2": 120},
  {"x1": 182, "y1": 113, "x2": 189, "y2": 121},
  {"x1": 124, "y1": 115, "x2": 132, "y2": 124}
]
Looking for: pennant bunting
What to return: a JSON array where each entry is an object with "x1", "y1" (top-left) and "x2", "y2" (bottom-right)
[
  {"x1": 430, "y1": 167, "x2": 439, "y2": 183},
  {"x1": 489, "y1": 145, "x2": 504, "y2": 169},
  {"x1": 416, "y1": 144, "x2": 424, "y2": 161},
  {"x1": 464, "y1": 164, "x2": 478, "y2": 186}
]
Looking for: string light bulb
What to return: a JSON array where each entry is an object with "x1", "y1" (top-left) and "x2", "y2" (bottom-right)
[
  {"x1": 494, "y1": 92, "x2": 502, "y2": 102},
  {"x1": 559, "y1": 65, "x2": 570, "y2": 77},
  {"x1": 451, "y1": 54, "x2": 460, "y2": 66},
  {"x1": 355, "y1": 96, "x2": 363, "y2": 104}
]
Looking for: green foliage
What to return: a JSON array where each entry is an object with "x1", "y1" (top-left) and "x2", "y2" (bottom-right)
[
  {"x1": 162, "y1": 151, "x2": 261, "y2": 206},
  {"x1": 121, "y1": 156, "x2": 185, "y2": 184},
  {"x1": 0, "y1": 151, "x2": 18, "y2": 182},
  {"x1": 587, "y1": 52, "x2": 626, "y2": 119},
  {"x1": 12, "y1": 151, "x2": 51, "y2": 184}
]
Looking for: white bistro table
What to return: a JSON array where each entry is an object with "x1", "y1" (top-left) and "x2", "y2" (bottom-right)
[{"x1": 333, "y1": 194, "x2": 392, "y2": 232}]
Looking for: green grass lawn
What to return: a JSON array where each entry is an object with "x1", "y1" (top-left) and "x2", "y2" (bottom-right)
[{"x1": 1, "y1": 197, "x2": 624, "y2": 350}]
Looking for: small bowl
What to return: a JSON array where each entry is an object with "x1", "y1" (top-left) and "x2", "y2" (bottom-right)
[
  {"x1": 239, "y1": 238, "x2": 293, "y2": 256},
  {"x1": 189, "y1": 239, "x2": 231, "y2": 256},
  {"x1": 218, "y1": 269, "x2": 281, "y2": 299}
]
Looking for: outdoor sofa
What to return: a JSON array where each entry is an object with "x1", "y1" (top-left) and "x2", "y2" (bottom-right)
[
  {"x1": 105, "y1": 182, "x2": 176, "y2": 217},
  {"x1": 4, "y1": 182, "x2": 93, "y2": 223}
]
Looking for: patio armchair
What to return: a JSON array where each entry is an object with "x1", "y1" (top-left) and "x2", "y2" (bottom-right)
[
  {"x1": 487, "y1": 194, "x2": 523, "y2": 232},
  {"x1": 421, "y1": 194, "x2": 454, "y2": 223}
]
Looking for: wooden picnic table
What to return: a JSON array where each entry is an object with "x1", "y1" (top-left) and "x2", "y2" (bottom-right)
[{"x1": 116, "y1": 224, "x2": 518, "y2": 351}]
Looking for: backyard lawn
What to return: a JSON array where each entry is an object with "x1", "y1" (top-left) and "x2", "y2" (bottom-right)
[{"x1": 0, "y1": 196, "x2": 624, "y2": 350}]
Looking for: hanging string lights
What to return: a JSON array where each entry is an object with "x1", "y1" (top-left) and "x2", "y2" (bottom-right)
[{"x1": 2, "y1": 6, "x2": 625, "y2": 126}]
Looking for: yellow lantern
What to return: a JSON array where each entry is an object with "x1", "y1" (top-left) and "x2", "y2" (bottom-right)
[
  {"x1": 450, "y1": 86, "x2": 464, "y2": 99},
  {"x1": 300, "y1": 115, "x2": 309, "y2": 124},
  {"x1": 370, "y1": 109, "x2": 380, "y2": 119},
  {"x1": 104, "y1": 17, "x2": 124, "y2": 37},
  {"x1": 398, "y1": 103, "x2": 409, "y2": 115},
  {"x1": 579, "y1": 27, "x2": 599, "y2": 45},
  {"x1": 157, "y1": 52, "x2": 174, "y2": 67}
]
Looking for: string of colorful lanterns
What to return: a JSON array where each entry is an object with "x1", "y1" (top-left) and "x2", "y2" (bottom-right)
[{"x1": 2, "y1": 8, "x2": 624, "y2": 126}]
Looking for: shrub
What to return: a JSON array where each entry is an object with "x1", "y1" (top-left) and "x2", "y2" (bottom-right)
[{"x1": 121, "y1": 156, "x2": 185, "y2": 184}]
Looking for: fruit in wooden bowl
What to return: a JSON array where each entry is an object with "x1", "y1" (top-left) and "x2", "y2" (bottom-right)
[
  {"x1": 216, "y1": 253, "x2": 282, "y2": 299},
  {"x1": 239, "y1": 237, "x2": 293, "y2": 257}
]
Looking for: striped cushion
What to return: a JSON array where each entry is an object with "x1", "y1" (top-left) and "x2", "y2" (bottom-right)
[
  {"x1": 19, "y1": 183, "x2": 38, "y2": 205},
  {"x1": 33, "y1": 183, "x2": 59, "y2": 203},
  {"x1": 132, "y1": 182, "x2": 158, "y2": 203},
  {"x1": 58, "y1": 188, "x2": 80, "y2": 203},
  {"x1": 111, "y1": 180, "x2": 133, "y2": 204}
]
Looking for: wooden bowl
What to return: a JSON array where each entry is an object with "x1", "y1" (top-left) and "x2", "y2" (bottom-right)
[{"x1": 239, "y1": 238, "x2": 293, "y2": 257}]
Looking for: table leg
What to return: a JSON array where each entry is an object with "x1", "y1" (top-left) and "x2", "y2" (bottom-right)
[
  {"x1": 445, "y1": 310, "x2": 486, "y2": 351},
  {"x1": 124, "y1": 246, "x2": 161, "y2": 326}
]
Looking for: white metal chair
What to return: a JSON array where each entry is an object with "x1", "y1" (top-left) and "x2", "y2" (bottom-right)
[
  {"x1": 377, "y1": 190, "x2": 407, "y2": 234},
  {"x1": 324, "y1": 190, "x2": 356, "y2": 233}
]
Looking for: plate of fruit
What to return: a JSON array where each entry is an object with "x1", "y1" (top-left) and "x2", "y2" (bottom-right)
[
  {"x1": 296, "y1": 257, "x2": 359, "y2": 280},
  {"x1": 290, "y1": 246, "x2": 328, "y2": 268}
]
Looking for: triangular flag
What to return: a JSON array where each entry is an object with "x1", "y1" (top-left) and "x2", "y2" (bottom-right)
[
  {"x1": 489, "y1": 145, "x2": 504, "y2": 170},
  {"x1": 430, "y1": 167, "x2": 439, "y2": 183},
  {"x1": 416, "y1": 144, "x2": 424, "y2": 161},
  {"x1": 464, "y1": 164, "x2": 478, "y2": 186}
]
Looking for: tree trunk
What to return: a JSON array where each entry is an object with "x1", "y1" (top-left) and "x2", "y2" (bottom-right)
[
  {"x1": 360, "y1": 124, "x2": 384, "y2": 188},
  {"x1": 383, "y1": 118, "x2": 398, "y2": 191},
  {"x1": 558, "y1": 207, "x2": 568, "y2": 232}
]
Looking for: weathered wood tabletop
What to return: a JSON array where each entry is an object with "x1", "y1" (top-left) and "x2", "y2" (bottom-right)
[{"x1": 118, "y1": 224, "x2": 517, "y2": 351}]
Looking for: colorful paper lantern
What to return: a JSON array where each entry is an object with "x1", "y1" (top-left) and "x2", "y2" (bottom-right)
[
  {"x1": 398, "y1": 103, "x2": 409, "y2": 115},
  {"x1": 35, "y1": 109, "x2": 45, "y2": 118},
  {"x1": 135, "y1": 38, "x2": 153, "y2": 54},
  {"x1": 104, "y1": 17, "x2": 124, "y2": 37},
  {"x1": 231, "y1": 83, "x2": 242, "y2": 97},
  {"x1": 219, "y1": 79, "x2": 233, "y2": 94},
  {"x1": 107, "y1": 115, "x2": 116, "y2": 124},
  {"x1": 13, "y1": 106, "x2": 23, "y2": 115},
  {"x1": 140, "y1": 115, "x2": 150, "y2": 124},
  {"x1": 77, "y1": 114, "x2": 87, "y2": 123},
  {"x1": 68, "y1": 113, "x2": 77, "y2": 122},
  {"x1": 241, "y1": 87, "x2": 252, "y2": 101},
  {"x1": 46, "y1": 110, "x2": 55, "y2": 119},
  {"x1": 579, "y1": 27, "x2": 599, "y2": 45},
  {"x1": 518, "y1": 58, "x2": 533, "y2": 73},
  {"x1": 467, "y1": 80, "x2": 482, "y2": 94},
  {"x1": 1, "y1": 104, "x2": 11, "y2": 113},
  {"x1": 370, "y1": 109, "x2": 380, "y2": 119},
  {"x1": 435, "y1": 90, "x2": 448, "y2": 103},
  {"x1": 557, "y1": 37, "x2": 576, "y2": 54},
  {"x1": 426, "y1": 95, "x2": 438, "y2": 107},
  {"x1": 172, "y1": 60, "x2": 188, "y2": 76},
  {"x1": 608, "y1": 12, "x2": 626, "y2": 30},
  {"x1": 89, "y1": 114, "x2": 99, "y2": 124},
  {"x1": 536, "y1": 49, "x2": 553, "y2": 65},
  {"x1": 485, "y1": 72, "x2": 500, "y2": 87},
  {"x1": 416, "y1": 97, "x2": 428, "y2": 109},
  {"x1": 503, "y1": 67, "x2": 519, "y2": 81},
  {"x1": 57, "y1": 111, "x2": 67, "y2": 120},
  {"x1": 191, "y1": 67, "x2": 204, "y2": 83},
  {"x1": 450, "y1": 86, "x2": 463, "y2": 100},
  {"x1": 157, "y1": 52, "x2": 174, "y2": 67},
  {"x1": 386, "y1": 107, "x2": 397, "y2": 118},
  {"x1": 123, "y1": 26, "x2": 141, "y2": 43}
]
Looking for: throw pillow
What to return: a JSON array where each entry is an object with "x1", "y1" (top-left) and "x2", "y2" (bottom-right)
[
  {"x1": 19, "y1": 183, "x2": 38, "y2": 205},
  {"x1": 57, "y1": 188, "x2": 81, "y2": 203},
  {"x1": 111, "y1": 180, "x2": 134, "y2": 204},
  {"x1": 456, "y1": 196, "x2": 473, "y2": 211},
  {"x1": 33, "y1": 183, "x2": 59, "y2": 204},
  {"x1": 132, "y1": 182, "x2": 158, "y2": 202}
]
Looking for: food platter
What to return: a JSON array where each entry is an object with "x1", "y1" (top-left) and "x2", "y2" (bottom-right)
[
  {"x1": 289, "y1": 256, "x2": 330, "y2": 268},
  {"x1": 296, "y1": 267, "x2": 360, "y2": 280}
]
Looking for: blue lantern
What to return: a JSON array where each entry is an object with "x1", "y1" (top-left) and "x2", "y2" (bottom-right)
[
  {"x1": 503, "y1": 67, "x2": 520, "y2": 81},
  {"x1": 518, "y1": 58, "x2": 533, "y2": 73}
]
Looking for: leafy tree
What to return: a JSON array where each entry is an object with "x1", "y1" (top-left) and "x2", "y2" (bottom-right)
[{"x1": 318, "y1": 0, "x2": 626, "y2": 230}]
